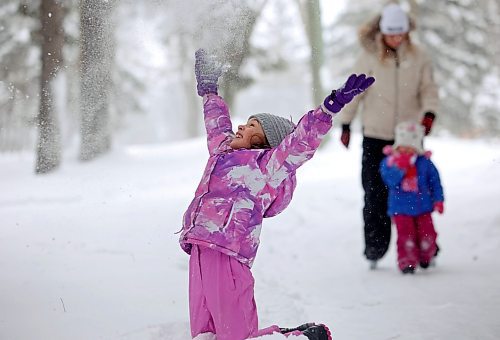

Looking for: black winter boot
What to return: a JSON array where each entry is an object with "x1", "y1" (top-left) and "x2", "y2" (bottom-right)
[
  {"x1": 421, "y1": 245, "x2": 440, "y2": 269},
  {"x1": 280, "y1": 323, "x2": 315, "y2": 334},
  {"x1": 302, "y1": 324, "x2": 332, "y2": 340},
  {"x1": 420, "y1": 261, "x2": 430, "y2": 269},
  {"x1": 280, "y1": 323, "x2": 332, "y2": 340},
  {"x1": 401, "y1": 266, "x2": 415, "y2": 274}
]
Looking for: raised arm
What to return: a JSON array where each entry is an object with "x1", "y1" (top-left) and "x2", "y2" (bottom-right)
[
  {"x1": 203, "y1": 94, "x2": 233, "y2": 155},
  {"x1": 380, "y1": 156, "x2": 406, "y2": 188},
  {"x1": 380, "y1": 149, "x2": 418, "y2": 188},
  {"x1": 195, "y1": 49, "x2": 232, "y2": 155},
  {"x1": 263, "y1": 74, "x2": 375, "y2": 183}
]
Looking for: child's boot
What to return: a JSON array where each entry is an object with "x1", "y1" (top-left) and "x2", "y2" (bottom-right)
[
  {"x1": 420, "y1": 257, "x2": 437, "y2": 269},
  {"x1": 401, "y1": 265, "x2": 415, "y2": 274},
  {"x1": 419, "y1": 261, "x2": 430, "y2": 269},
  {"x1": 302, "y1": 324, "x2": 333, "y2": 340},
  {"x1": 280, "y1": 323, "x2": 332, "y2": 340},
  {"x1": 280, "y1": 323, "x2": 315, "y2": 334},
  {"x1": 420, "y1": 242, "x2": 439, "y2": 269}
]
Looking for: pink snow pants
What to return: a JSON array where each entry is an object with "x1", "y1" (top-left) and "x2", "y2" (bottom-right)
[
  {"x1": 189, "y1": 244, "x2": 280, "y2": 340},
  {"x1": 393, "y1": 213, "x2": 438, "y2": 270}
]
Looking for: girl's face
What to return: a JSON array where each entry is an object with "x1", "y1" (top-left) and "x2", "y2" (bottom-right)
[
  {"x1": 396, "y1": 145, "x2": 417, "y2": 155},
  {"x1": 229, "y1": 118, "x2": 267, "y2": 150},
  {"x1": 383, "y1": 33, "x2": 407, "y2": 49}
]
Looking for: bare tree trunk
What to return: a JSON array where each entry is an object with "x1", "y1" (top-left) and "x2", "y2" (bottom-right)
[
  {"x1": 36, "y1": 0, "x2": 64, "y2": 174},
  {"x1": 486, "y1": 0, "x2": 500, "y2": 68},
  {"x1": 0, "y1": 92, "x2": 16, "y2": 152},
  {"x1": 408, "y1": 0, "x2": 421, "y2": 39},
  {"x1": 296, "y1": 0, "x2": 324, "y2": 106},
  {"x1": 79, "y1": 0, "x2": 114, "y2": 161}
]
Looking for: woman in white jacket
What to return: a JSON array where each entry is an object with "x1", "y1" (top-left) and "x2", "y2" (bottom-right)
[{"x1": 337, "y1": 3, "x2": 439, "y2": 268}]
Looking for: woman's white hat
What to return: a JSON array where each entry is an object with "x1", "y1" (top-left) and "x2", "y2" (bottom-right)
[{"x1": 380, "y1": 3, "x2": 409, "y2": 35}]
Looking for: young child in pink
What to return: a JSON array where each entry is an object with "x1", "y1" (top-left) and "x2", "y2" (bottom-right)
[
  {"x1": 178, "y1": 49, "x2": 375, "y2": 339},
  {"x1": 380, "y1": 121, "x2": 445, "y2": 274}
]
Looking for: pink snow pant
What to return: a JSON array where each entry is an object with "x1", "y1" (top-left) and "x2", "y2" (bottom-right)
[
  {"x1": 189, "y1": 244, "x2": 281, "y2": 340},
  {"x1": 393, "y1": 213, "x2": 438, "y2": 270}
]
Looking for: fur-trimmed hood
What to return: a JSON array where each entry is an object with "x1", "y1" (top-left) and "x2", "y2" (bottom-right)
[{"x1": 358, "y1": 9, "x2": 417, "y2": 60}]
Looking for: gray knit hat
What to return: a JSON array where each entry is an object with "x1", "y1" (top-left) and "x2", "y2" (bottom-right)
[{"x1": 249, "y1": 113, "x2": 295, "y2": 148}]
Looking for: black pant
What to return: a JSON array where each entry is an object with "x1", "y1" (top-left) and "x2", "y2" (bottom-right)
[{"x1": 361, "y1": 137, "x2": 394, "y2": 261}]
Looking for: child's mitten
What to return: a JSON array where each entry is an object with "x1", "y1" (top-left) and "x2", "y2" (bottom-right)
[
  {"x1": 321, "y1": 73, "x2": 375, "y2": 114},
  {"x1": 433, "y1": 201, "x2": 444, "y2": 214},
  {"x1": 195, "y1": 49, "x2": 223, "y2": 96}
]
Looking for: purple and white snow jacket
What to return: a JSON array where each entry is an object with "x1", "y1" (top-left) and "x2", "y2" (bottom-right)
[{"x1": 179, "y1": 94, "x2": 333, "y2": 267}]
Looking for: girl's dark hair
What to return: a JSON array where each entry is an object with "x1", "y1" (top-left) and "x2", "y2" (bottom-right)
[{"x1": 251, "y1": 138, "x2": 271, "y2": 149}]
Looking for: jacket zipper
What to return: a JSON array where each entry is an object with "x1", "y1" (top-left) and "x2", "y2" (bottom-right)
[
  {"x1": 394, "y1": 52, "x2": 400, "y2": 129},
  {"x1": 222, "y1": 202, "x2": 236, "y2": 230}
]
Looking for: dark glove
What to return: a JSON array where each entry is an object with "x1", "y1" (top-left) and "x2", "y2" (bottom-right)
[
  {"x1": 421, "y1": 111, "x2": 436, "y2": 136},
  {"x1": 340, "y1": 124, "x2": 351, "y2": 148},
  {"x1": 195, "y1": 49, "x2": 223, "y2": 96},
  {"x1": 321, "y1": 74, "x2": 375, "y2": 114}
]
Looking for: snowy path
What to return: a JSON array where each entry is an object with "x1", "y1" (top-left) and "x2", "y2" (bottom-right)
[{"x1": 1, "y1": 135, "x2": 499, "y2": 340}]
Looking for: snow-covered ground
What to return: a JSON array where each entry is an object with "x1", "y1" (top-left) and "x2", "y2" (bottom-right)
[{"x1": 1, "y1": 133, "x2": 500, "y2": 340}]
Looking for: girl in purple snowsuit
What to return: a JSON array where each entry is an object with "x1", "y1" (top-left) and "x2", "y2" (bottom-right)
[{"x1": 179, "y1": 49, "x2": 375, "y2": 340}]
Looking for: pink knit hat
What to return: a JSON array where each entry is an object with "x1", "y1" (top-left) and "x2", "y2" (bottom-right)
[{"x1": 393, "y1": 121, "x2": 425, "y2": 154}]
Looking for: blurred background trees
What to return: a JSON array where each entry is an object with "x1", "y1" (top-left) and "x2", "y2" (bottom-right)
[
  {"x1": 0, "y1": 1, "x2": 40, "y2": 152},
  {"x1": 79, "y1": 0, "x2": 114, "y2": 161},
  {"x1": 36, "y1": 0, "x2": 63, "y2": 173},
  {"x1": 0, "y1": 0, "x2": 499, "y2": 173},
  {"x1": 328, "y1": 0, "x2": 500, "y2": 136}
]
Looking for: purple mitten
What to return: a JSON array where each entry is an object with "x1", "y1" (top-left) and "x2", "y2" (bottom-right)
[
  {"x1": 195, "y1": 49, "x2": 223, "y2": 96},
  {"x1": 321, "y1": 73, "x2": 375, "y2": 114}
]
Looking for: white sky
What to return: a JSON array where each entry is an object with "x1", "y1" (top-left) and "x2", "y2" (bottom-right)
[{"x1": 320, "y1": 0, "x2": 347, "y2": 26}]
